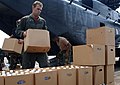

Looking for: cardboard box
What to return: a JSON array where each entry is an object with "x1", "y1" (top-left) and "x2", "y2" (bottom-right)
[
  {"x1": 5, "y1": 74, "x2": 34, "y2": 85},
  {"x1": 35, "y1": 70, "x2": 57, "y2": 85},
  {"x1": 2, "y1": 38, "x2": 23, "y2": 54},
  {"x1": 104, "y1": 65, "x2": 114, "y2": 84},
  {"x1": 24, "y1": 29, "x2": 50, "y2": 53},
  {"x1": 73, "y1": 44, "x2": 105, "y2": 66},
  {"x1": 93, "y1": 66, "x2": 104, "y2": 85},
  {"x1": 77, "y1": 66, "x2": 93, "y2": 85},
  {"x1": 0, "y1": 77, "x2": 4, "y2": 85},
  {"x1": 105, "y1": 46, "x2": 115, "y2": 65},
  {"x1": 86, "y1": 27, "x2": 115, "y2": 45},
  {"x1": 57, "y1": 68, "x2": 76, "y2": 85}
]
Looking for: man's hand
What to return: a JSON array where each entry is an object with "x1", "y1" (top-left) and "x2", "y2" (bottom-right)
[
  {"x1": 23, "y1": 31, "x2": 27, "y2": 38},
  {"x1": 18, "y1": 39, "x2": 24, "y2": 44}
]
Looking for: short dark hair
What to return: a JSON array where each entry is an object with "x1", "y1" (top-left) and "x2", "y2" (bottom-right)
[{"x1": 32, "y1": 1, "x2": 43, "y2": 8}]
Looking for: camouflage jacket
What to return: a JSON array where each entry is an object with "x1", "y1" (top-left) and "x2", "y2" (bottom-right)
[{"x1": 15, "y1": 14, "x2": 47, "y2": 39}]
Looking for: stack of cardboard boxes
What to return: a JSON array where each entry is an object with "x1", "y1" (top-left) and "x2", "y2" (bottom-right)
[
  {"x1": 0, "y1": 68, "x2": 55, "y2": 85},
  {"x1": 73, "y1": 44, "x2": 104, "y2": 85},
  {"x1": 0, "y1": 63, "x2": 114, "y2": 85},
  {"x1": 2, "y1": 29, "x2": 51, "y2": 54},
  {"x1": 1, "y1": 27, "x2": 115, "y2": 85},
  {"x1": 87, "y1": 27, "x2": 115, "y2": 85},
  {"x1": 0, "y1": 65, "x2": 78, "y2": 85},
  {"x1": 73, "y1": 27, "x2": 115, "y2": 85}
]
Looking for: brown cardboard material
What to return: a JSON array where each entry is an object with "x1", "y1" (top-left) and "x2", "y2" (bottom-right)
[
  {"x1": 104, "y1": 65, "x2": 114, "y2": 84},
  {"x1": 35, "y1": 70, "x2": 57, "y2": 85},
  {"x1": 93, "y1": 66, "x2": 104, "y2": 85},
  {"x1": 73, "y1": 44, "x2": 105, "y2": 66},
  {"x1": 5, "y1": 74, "x2": 34, "y2": 85},
  {"x1": 105, "y1": 46, "x2": 115, "y2": 65},
  {"x1": 77, "y1": 66, "x2": 93, "y2": 85},
  {"x1": 24, "y1": 29, "x2": 50, "y2": 53},
  {"x1": 2, "y1": 38, "x2": 23, "y2": 54},
  {"x1": 0, "y1": 77, "x2": 4, "y2": 85},
  {"x1": 57, "y1": 68, "x2": 76, "y2": 85},
  {"x1": 86, "y1": 27, "x2": 115, "y2": 45},
  {"x1": 106, "y1": 82, "x2": 115, "y2": 85}
]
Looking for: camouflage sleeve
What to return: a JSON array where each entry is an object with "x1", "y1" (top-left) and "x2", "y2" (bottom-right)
[{"x1": 15, "y1": 17, "x2": 26, "y2": 39}]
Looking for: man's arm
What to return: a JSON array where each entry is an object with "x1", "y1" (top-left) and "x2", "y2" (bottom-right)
[
  {"x1": 15, "y1": 17, "x2": 27, "y2": 39},
  {"x1": 42, "y1": 19, "x2": 47, "y2": 30}
]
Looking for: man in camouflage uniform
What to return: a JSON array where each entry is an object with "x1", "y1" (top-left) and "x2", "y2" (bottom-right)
[
  {"x1": 54, "y1": 36, "x2": 72, "y2": 66},
  {"x1": 15, "y1": 1, "x2": 49, "y2": 69}
]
